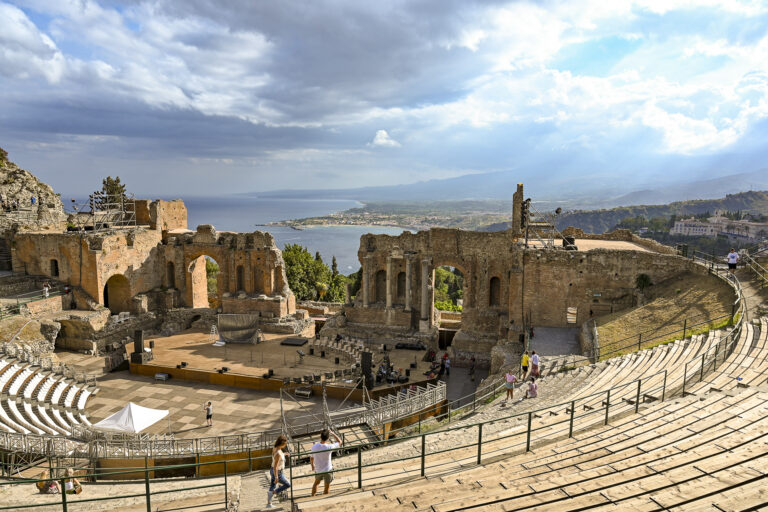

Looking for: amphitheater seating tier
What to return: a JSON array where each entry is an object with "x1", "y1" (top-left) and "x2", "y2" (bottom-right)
[
  {"x1": 0, "y1": 357, "x2": 98, "y2": 437},
  {"x1": 290, "y1": 317, "x2": 768, "y2": 512}
]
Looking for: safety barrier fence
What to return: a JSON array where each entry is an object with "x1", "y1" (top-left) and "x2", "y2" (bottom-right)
[
  {"x1": 595, "y1": 252, "x2": 743, "y2": 360},
  {"x1": 742, "y1": 253, "x2": 768, "y2": 288},
  {"x1": 0, "y1": 382, "x2": 448, "y2": 460},
  {"x1": 0, "y1": 296, "x2": 745, "y2": 510}
]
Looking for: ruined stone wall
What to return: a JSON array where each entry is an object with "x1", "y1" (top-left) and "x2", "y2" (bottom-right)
[
  {"x1": 509, "y1": 249, "x2": 708, "y2": 328},
  {"x1": 168, "y1": 225, "x2": 294, "y2": 313},
  {"x1": 135, "y1": 199, "x2": 188, "y2": 231},
  {"x1": 335, "y1": 225, "x2": 702, "y2": 358},
  {"x1": 23, "y1": 295, "x2": 64, "y2": 316}
]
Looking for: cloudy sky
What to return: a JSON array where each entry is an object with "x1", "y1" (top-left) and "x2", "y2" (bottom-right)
[{"x1": 2, "y1": 0, "x2": 768, "y2": 197}]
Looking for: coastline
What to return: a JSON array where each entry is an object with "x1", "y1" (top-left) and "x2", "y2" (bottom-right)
[{"x1": 269, "y1": 221, "x2": 416, "y2": 232}]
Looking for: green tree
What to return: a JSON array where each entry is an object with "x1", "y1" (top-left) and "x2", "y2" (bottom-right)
[
  {"x1": 635, "y1": 273, "x2": 653, "y2": 292},
  {"x1": 325, "y1": 273, "x2": 347, "y2": 302},
  {"x1": 283, "y1": 244, "x2": 345, "y2": 302},
  {"x1": 205, "y1": 257, "x2": 219, "y2": 295},
  {"x1": 331, "y1": 256, "x2": 339, "y2": 277},
  {"x1": 347, "y1": 268, "x2": 362, "y2": 299},
  {"x1": 98, "y1": 176, "x2": 127, "y2": 206}
]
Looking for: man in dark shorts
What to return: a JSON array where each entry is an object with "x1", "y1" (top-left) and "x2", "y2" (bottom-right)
[
  {"x1": 204, "y1": 401, "x2": 213, "y2": 427},
  {"x1": 521, "y1": 351, "x2": 529, "y2": 376},
  {"x1": 727, "y1": 248, "x2": 739, "y2": 274}
]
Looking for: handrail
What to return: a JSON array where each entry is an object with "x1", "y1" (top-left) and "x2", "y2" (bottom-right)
[
  {"x1": 0, "y1": 300, "x2": 748, "y2": 512},
  {"x1": 596, "y1": 251, "x2": 743, "y2": 360}
]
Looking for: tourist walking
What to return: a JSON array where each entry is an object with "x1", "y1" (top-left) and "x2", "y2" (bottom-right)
[
  {"x1": 727, "y1": 248, "x2": 739, "y2": 274},
  {"x1": 469, "y1": 357, "x2": 476, "y2": 381},
  {"x1": 504, "y1": 370, "x2": 517, "y2": 403},
  {"x1": 204, "y1": 401, "x2": 213, "y2": 427},
  {"x1": 310, "y1": 429, "x2": 343, "y2": 496},
  {"x1": 521, "y1": 351, "x2": 529, "y2": 376},
  {"x1": 267, "y1": 434, "x2": 291, "y2": 508},
  {"x1": 524, "y1": 377, "x2": 538, "y2": 399},
  {"x1": 445, "y1": 357, "x2": 450, "y2": 377},
  {"x1": 531, "y1": 350, "x2": 540, "y2": 378}
]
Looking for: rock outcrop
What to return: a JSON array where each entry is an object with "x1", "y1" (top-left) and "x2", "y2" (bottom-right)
[{"x1": 0, "y1": 146, "x2": 65, "y2": 230}]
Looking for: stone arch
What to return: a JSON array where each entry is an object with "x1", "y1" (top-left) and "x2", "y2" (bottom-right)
[
  {"x1": 396, "y1": 271, "x2": 406, "y2": 300},
  {"x1": 375, "y1": 269, "x2": 387, "y2": 303},
  {"x1": 187, "y1": 254, "x2": 221, "y2": 309},
  {"x1": 103, "y1": 274, "x2": 131, "y2": 314},
  {"x1": 166, "y1": 261, "x2": 176, "y2": 288},
  {"x1": 489, "y1": 276, "x2": 501, "y2": 307}
]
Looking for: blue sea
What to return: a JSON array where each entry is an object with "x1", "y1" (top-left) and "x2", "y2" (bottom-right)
[{"x1": 182, "y1": 196, "x2": 408, "y2": 273}]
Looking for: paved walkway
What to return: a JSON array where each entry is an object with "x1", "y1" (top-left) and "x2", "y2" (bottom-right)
[
  {"x1": 528, "y1": 327, "x2": 581, "y2": 356},
  {"x1": 442, "y1": 366, "x2": 489, "y2": 402},
  {"x1": 86, "y1": 371, "x2": 342, "y2": 438},
  {"x1": 736, "y1": 268, "x2": 768, "y2": 322}
]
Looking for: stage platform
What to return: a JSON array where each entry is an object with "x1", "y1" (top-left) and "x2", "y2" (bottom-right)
[{"x1": 128, "y1": 329, "x2": 438, "y2": 391}]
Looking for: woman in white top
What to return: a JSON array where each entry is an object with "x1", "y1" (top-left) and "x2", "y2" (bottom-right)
[
  {"x1": 267, "y1": 434, "x2": 291, "y2": 508},
  {"x1": 531, "y1": 350, "x2": 540, "y2": 378},
  {"x1": 63, "y1": 467, "x2": 82, "y2": 495}
]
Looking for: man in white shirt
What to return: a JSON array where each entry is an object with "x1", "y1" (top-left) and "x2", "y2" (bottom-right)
[
  {"x1": 727, "y1": 248, "x2": 739, "y2": 274},
  {"x1": 310, "y1": 429, "x2": 342, "y2": 496}
]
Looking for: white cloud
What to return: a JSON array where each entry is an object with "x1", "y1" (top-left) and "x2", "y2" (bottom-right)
[
  {"x1": 368, "y1": 130, "x2": 401, "y2": 148},
  {"x1": 0, "y1": 2, "x2": 66, "y2": 82}
]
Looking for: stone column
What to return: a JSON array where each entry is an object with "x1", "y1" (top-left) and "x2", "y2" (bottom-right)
[
  {"x1": 404, "y1": 258, "x2": 413, "y2": 312},
  {"x1": 362, "y1": 256, "x2": 370, "y2": 307},
  {"x1": 386, "y1": 256, "x2": 393, "y2": 309},
  {"x1": 420, "y1": 258, "x2": 430, "y2": 321}
]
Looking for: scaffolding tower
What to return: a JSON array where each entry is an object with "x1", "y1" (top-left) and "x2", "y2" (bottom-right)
[{"x1": 67, "y1": 191, "x2": 137, "y2": 232}]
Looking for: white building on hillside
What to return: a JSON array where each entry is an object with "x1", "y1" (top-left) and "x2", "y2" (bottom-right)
[
  {"x1": 670, "y1": 219, "x2": 718, "y2": 237},
  {"x1": 670, "y1": 216, "x2": 768, "y2": 241}
]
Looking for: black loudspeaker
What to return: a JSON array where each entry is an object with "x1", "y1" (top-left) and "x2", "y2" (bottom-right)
[
  {"x1": 361, "y1": 352, "x2": 373, "y2": 375},
  {"x1": 405, "y1": 369, "x2": 411, "y2": 377},
  {"x1": 519, "y1": 333, "x2": 525, "y2": 344},
  {"x1": 222, "y1": 367, "x2": 229, "y2": 372},
  {"x1": 181, "y1": 361, "x2": 187, "y2": 367},
  {"x1": 309, "y1": 347, "x2": 314, "y2": 355},
  {"x1": 268, "y1": 369, "x2": 274, "y2": 377},
  {"x1": 321, "y1": 351, "x2": 326, "y2": 358},
  {"x1": 334, "y1": 357, "x2": 340, "y2": 364},
  {"x1": 133, "y1": 330, "x2": 144, "y2": 353},
  {"x1": 149, "y1": 340, "x2": 155, "y2": 349},
  {"x1": 130, "y1": 352, "x2": 150, "y2": 364}
]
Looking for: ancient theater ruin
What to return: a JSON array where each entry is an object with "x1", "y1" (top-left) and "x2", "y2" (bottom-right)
[{"x1": 2, "y1": 148, "x2": 765, "y2": 511}]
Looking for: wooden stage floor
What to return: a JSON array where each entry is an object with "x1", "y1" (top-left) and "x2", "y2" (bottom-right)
[{"x1": 127, "y1": 329, "x2": 437, "y2": 388}]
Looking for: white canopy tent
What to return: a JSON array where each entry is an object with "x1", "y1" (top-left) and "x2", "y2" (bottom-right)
[{"x1": 93, "y1": 402, "x2": 170, "y2": 434}]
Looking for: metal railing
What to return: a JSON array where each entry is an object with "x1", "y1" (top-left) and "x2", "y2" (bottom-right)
[
  {"x1": 0, "y1": 294, "x2": 747, "y2": 511},
  {"x1": 595, "y1": 251, "x2": 743, "y2": 360},
  {"x1": 0, "y1": 382, "x2": 448, "y2": 460},
  {"x1": 0, "y1": 455, "x2": 253, "y2": 511},
  {"x1": 742, "y1": 253, "x2": 768, "y2": 288}
]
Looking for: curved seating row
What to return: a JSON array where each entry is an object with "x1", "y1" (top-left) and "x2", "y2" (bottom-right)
[
  {"x1": 288, "y1": 318, "x2": 768, "y2": 511},
  {"x1": 0, "y1": 357, "x2": 97, "y2": 436}
]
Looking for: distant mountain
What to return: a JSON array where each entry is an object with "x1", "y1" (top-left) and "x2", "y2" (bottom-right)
[
  {"x1": 254, "y1": 167, "x2": 768, "y2": 210},
  {"x1": 606, "y1": 169, "x2": 768, "y2": 206},
  {"x1": 479, "y1": 190, "x2": 768, "y2": 234}
]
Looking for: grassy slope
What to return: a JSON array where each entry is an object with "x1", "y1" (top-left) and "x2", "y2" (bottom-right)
[{"x1": 596, "y1": 272, "x2": 735, "y2": 358}]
